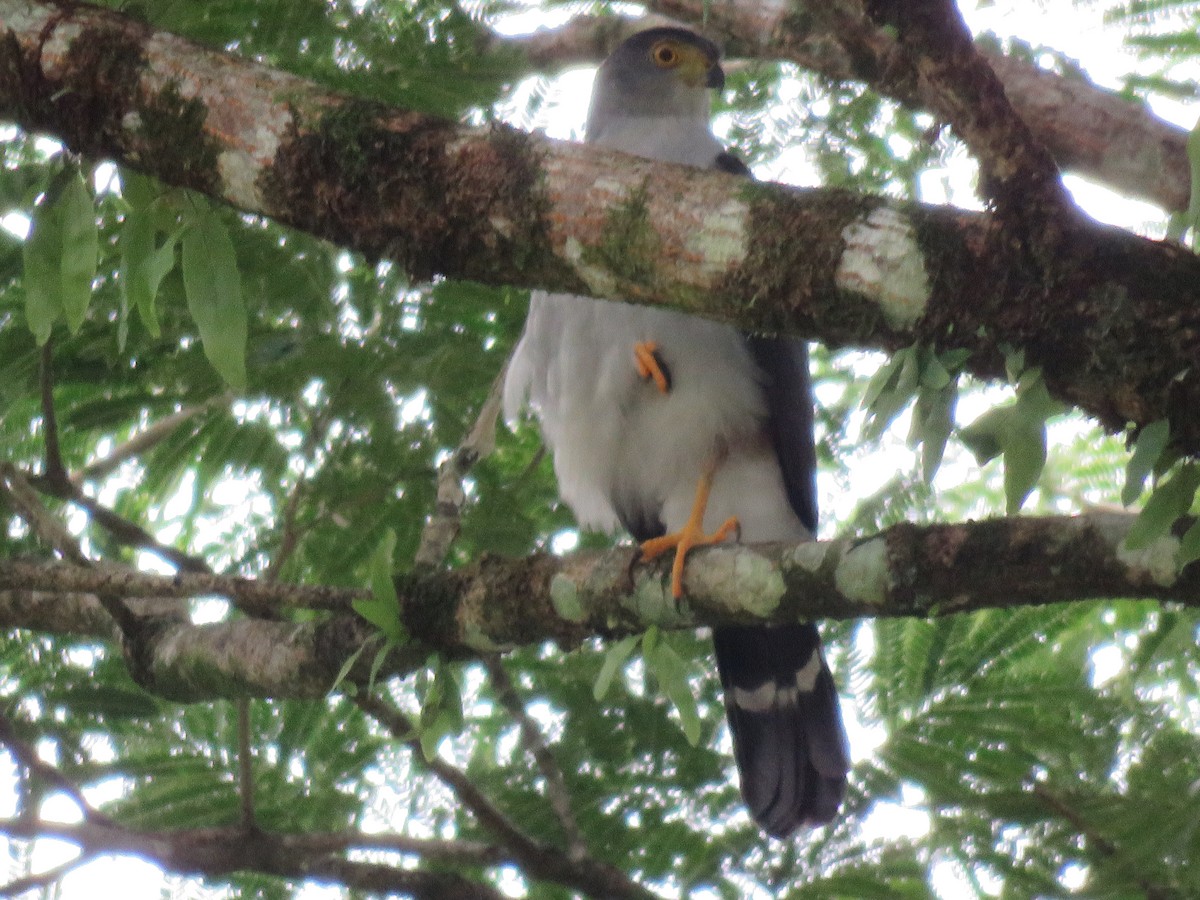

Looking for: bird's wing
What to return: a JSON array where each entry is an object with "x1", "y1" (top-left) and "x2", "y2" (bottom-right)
[{"x1": 711, "y1": 156, "x2": 849, "y2": 837}]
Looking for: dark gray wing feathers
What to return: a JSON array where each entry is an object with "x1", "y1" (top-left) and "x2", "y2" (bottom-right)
[{"x1": 711, "y1": 152, "x2": 849, "y2": 838}]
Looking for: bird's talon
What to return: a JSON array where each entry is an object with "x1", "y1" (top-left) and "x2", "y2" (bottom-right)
[
  {"x1": 633, "y1": 341, "x2": 671, "y2": 394},
  {"x1": 638, "y1": 514, "x2": 741, "y2": 599}
]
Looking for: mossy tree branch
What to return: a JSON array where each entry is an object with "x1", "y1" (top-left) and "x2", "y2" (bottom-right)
[
  {"x1": 1, "y1": 0, "x2": 1199, "y2": 450},
  {"x1": 0, "y1": 512, "x2": 1195, "y2": 702}
]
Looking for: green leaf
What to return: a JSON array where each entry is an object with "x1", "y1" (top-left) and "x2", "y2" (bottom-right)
[
  {"x1": 1186, "y1": 115, "x2": 1200, "y2": 246},
  {"x1": 120, "y1": 210, "x2": 178, "y2": 339},
  {"x1": 907, "y1": 364, "x2": 955, "y2": 487},
  {"x1": 1123, "y1": 419, "x2": 1170, "y2": 506},
  {"x1": 594, "y1": 635, "x2": 640, "y2": 701},
  {"x1": 1003, "y1": 411, "x2": 1046, "y2": 514},
  {"x1": 418, "y1": 659, "x2": 463, "y2": 761},
  {"x1": 1179, "y1": 519, "x2": 1200, "y2": 569},
  {"x1": 21, "y1": 167, "x2": 94, "y2": 344},
  {"x1": 647, "y1": 640, "x2": 701, "y2": 746},
  {"x1": 959, "y1": 405, "x2": 1015, "y2": 465},
  {"x1": 641, "y1": 625, "x2": 660, "y2": 658},
  {"x1": 1004, "y1": 347, "x2": 1025, "y2": 382},
  {"x1": 22, "y1": 198, "x2": 62, "y2": 345},
  {"x1": 862, "y1": 346, "x2": 919, "y2": 441},
  {"x1": 181, "y1": 209, "x2": 247, "y2": 390},
  {"x1": 1125, "y1": 464, "x2": 1200, "y2": 550},
  {"x1": 960, "y1": 372, "x2": 1059, "y2": 512},
  {"x1": 329, "y1": 644, "x2": 366, "y2": 696},
  {"x1": 57, "y1": 170, "x2": 98, "y2": 332},
  {"x1": 352, "y1": 528, "x2": 406, "y2": 642}
]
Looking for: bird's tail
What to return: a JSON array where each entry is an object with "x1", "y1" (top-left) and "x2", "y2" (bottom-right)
[{"x1": 713, "y1": 622, "x2": 850, "y2": 838}]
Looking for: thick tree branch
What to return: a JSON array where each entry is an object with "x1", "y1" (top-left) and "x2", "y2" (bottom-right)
[
  {"x1": 639, "y1": 0, "x2": 1191, "y2": 211},
  {"x1": 0, "y1": 513, "x2": 1197, "y2": 702},
  {"x1": 0, "y1": 818, "x2": 507, "y2": 899},
  {"x1": 859, "y1": 0, "x2": 1076, "y2": 243},
  {"x1": 1, "y1": 0, "x2": 1198, "y2": 449}
]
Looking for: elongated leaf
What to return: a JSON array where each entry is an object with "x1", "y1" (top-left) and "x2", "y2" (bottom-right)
[
  {"x1": 352, "y1": 528, "x2": 406, "y2": 642},
  {"x1": 119, "y1": 209, "x2": 177, "y2": 339},
  {"x1": 57, "y1": 169, "x2": 98, "y2": 332},
  {"x1": 594, "y1": 635, "x2": 640, "y2": 701},
  {"x1": 181, "y1": 210, "x2": 247, "y2": 390},
  {"x1": 1179, "y1": 519, "x2": 1200, "y2": 569},
  {"x1": 1126, "y1": 463, "x2": 1200, "y2": 550},
  {"x1": 647, "y1": 640, "x2": 701, "y2": 746},
  {"x1": 1123, "y1": 419, "x2": 1170, "y2": 506},
  {"x1": 22, "y1": 205, "x2": 61, "y2": 344}
]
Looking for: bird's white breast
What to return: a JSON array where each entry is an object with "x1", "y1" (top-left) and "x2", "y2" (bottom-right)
[{"x1": 505, "y1": 292, "x2": 806, "y2": 543}]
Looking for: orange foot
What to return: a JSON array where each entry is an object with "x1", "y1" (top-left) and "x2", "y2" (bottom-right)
[
  {"x1": 639, "y1": 467, "x2": 739, "y2": 598},
  {"x1": 633, "y1": 341, "x2": 671, "y2": 394}
]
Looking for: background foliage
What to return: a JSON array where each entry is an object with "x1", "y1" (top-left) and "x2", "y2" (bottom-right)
[{"x1": 1, "y1": 0, "x2": 1199, "y2": 897}]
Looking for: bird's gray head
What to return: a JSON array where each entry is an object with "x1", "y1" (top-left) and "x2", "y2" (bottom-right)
[{"x1": 585, "y1": 27, "x2": 725, "y2": 149}]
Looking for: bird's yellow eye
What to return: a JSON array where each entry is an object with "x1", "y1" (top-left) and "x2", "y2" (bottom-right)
[{"x1": 651, "y1": 42, "x2": 679, "y2": 68}]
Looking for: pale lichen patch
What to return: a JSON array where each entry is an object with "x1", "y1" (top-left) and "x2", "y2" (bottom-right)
[
  {"x1": 624, "y1": 573, "x2": 691, "y2": 627},
  {"x1": 834, "y1": 538, "x2": 890, "y2": 605},
  {"x1": 689, "y1": 546, "x2": 785, "y2": 618},
  {"x1": 684, "y1": 198, "x2": 748, "y2": 279},
  {"x1": 836, "y1": 205, "x2": 930, "y2": 327},
  {"x1": 550, "y1": 573, "x2": 585, "y2": 622},
  {"x1": 1117, "y1": 534, "x2": 1180, "y2": 587},
  {"x1": 787, "y1": 540, "x2": 828, "y2": 573}
]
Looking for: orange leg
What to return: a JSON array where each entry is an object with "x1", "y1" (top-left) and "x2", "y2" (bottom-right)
[
  {"x1": 633, "y1": 341, "x2": 671, "y2": 394},
  {"x1": 639, "y1": 465, "x2": 739, "y2": 598}
]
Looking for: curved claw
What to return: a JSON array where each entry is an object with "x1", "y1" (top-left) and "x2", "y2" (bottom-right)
[
  {"x1": 639, "y1": 466, "x2": 738, "y2": 598},
  {"x1": 633, "y1": 341, "x2": 671, "y2": 394}
]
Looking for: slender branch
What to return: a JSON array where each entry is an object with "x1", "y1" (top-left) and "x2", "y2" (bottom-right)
[
  {"x1": 0, "y1": 713, "x2": 114, "y2": 826},
  {"x1": 859, "y1": 0, "x2": 1077, "y2": 259},
  {"x1": 70, "y1": 395, "x2": 230, "y2": 487},
  {"x1": 355, "y1": 694, "x2": 654, "y2": 899},
  {"x1": 354, "y1": 694, "x2": 542, "y2": 857},
  {"x1": 0, "y1": 463, "x2": 88, "y2": 565},
  {"x1": 0, "y1": 818, "x2": 508, "y2": 899},
  {"x1": 482, "y1": 656, "x2": 586, "y2": 860},
  {"x1": 1031, "y1": 783, "x2": 1175, "y2": 899},
  {"x1": 38, "y1": 341, "x2": 66, "y2": 483},
  {"x1": 415, "y1": 360, "x2": 508, "y2": 567},
  {"x1": 0, "y1": 854, "x2": 87, "y2": 897},
  {"x1": 0, "y1": 559, "x2": 366, "y2": 613}
]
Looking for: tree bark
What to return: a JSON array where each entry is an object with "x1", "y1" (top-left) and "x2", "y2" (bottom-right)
[
  {"x1": 1, "y1": 512, "x2": 1196, "y2": 702},
  {"x1": 1, "y1": 0, "x2": 1199, "y2": 449},
  {"x1": 642, "y1": 0, "x2": 1190, "y2": 211}
]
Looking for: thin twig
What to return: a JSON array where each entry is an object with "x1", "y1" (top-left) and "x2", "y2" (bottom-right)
[
  {"x1": 237, "y1": 699, "x2": 255, "y2": 828},
  {"x1": 482, "y1": 656, "x2": 586, "y2": 860},
  {"x1": 70, "y1": 394, "x2": 231, "y2": 487},
  {"x1": 353, "y1": 693, "x2": 541, "y2": 858},
  {"x1": 0, "y1": 713, "x2": 114, "y2": 826},
  {"x1": 354, "y1": 693, "x2": 654, "y2": 899},
  {"x1": 263, "y1": 408, "x2": 328, "y2": 584},
  {"x1": 0, "y1": 559, "x2": 366, "y2": 612},
  {"x1": 0, "y1": 854, "x2": 88, "y2": 897},
  {"x1": 0, "y1": 464, "x2": 89, "y2": 565},
  {"x1": 414, "y1": 359, "x2": 508, "y2": 568},
  {"x1": 39, "y1": 342, "x2": 66, "y2": 483},
  {"x1": 1031, "y1": 783, "x2": 1175, "y2": 899},
  {"x1": 32, "y1": 348, "x2": 207, "y2": 573}
]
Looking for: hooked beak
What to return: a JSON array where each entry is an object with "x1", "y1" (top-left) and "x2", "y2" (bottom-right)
[{"x1": 706, "y1": 62, "x2": 725, "y2": 91}]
